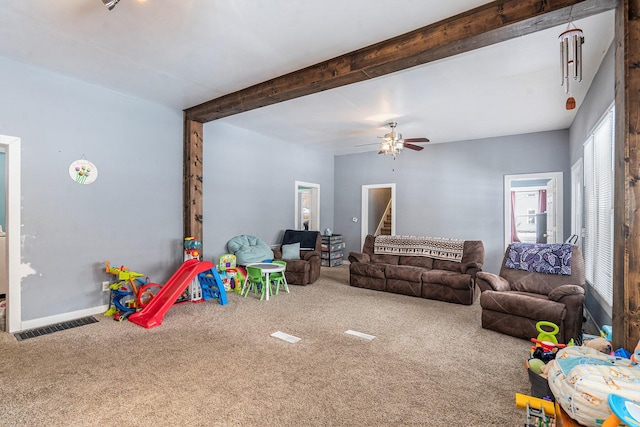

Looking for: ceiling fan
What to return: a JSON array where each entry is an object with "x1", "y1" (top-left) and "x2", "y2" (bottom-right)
[{"x1": 376, "y1": 122, "x2": 429, "y2": 157}]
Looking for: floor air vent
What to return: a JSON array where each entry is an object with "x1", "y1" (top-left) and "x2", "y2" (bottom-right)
[{"x1": 14, "y1": 316, "x2": 98, "y2": 341}]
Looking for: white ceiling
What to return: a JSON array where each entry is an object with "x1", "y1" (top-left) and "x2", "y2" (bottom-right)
[{"x1": 0, "y1": 1, "x2": 615, "y2": 155}]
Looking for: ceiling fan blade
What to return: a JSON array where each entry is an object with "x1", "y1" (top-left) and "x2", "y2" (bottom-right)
[
  {"x1": 355, "y1": 142, "x2": 381, "y2": 147},
  {"x1": 404, "y1": 137, "x2": 429, "y2": 143},
  {"x1": 404, "y1": 143, "x2": 424, "y2": 151}
]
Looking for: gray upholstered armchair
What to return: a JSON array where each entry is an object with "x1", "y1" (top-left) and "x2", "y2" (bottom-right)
[
  {"x1": 273, "y1": 230, "x2": 322, "y2": 285},
  {"x1": 477, "y1": 243, "x2": 585, "y2": 344}
]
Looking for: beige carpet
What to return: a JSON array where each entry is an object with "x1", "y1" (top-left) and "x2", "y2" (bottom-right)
[{"x1": 0, "y1": 265, "x2": 531, "y2": 426}]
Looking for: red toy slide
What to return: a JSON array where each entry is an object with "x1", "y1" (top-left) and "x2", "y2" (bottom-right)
[{"x1": 128, "y1": 259, "x2": 214, "y2": 329}]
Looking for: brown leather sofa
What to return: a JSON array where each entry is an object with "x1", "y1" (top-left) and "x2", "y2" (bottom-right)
[
  {"x1": 477, "y1": 244, "x2": 585, "y2": 344},
  {"x1": 273, "y1": 230, "x2": 322, "y2": 285},
  {"x1": 348, "y1": 235, "x2": 485, "y2": 305}
]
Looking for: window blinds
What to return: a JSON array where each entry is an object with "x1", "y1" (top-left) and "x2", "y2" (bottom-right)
[{"x1": 583, "y1": 106, "x2": 615, "y2": 307}]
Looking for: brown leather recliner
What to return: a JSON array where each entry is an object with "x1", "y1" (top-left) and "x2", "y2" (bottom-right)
[
  {"x1": 273, "y1": 230, "x2": 322, "y2": 285},
  {"x1": 477, "y1": 244, "x2": 585, "y2": 344}
]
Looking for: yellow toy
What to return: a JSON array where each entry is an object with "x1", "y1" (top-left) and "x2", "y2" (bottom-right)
[
  {"x1": 104, "y1": 261, "x2": 147, "y2": 318},
  {"x1": 218, "y1": 254, "x2": 244, "y2": 294},
  {"x1": 515, "y1": 393, "x2": 555, "y2": 427}
]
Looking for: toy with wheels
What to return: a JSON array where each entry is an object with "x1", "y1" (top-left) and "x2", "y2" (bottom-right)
[
  {"x1": 103, "y1": 261, "x2": 149, "y2": 320},
  {"x1": 536, "y1": 321, "x2": 560, "y2": 344},
  {"x1": 218, "y1": 254, "x2": 246, "y2": 294},
  {"x1": 515, "y1": 393, "x2": 555, "y2": 427},
  {"x1": 531, "y1": 321, "x2": 566, "y2": 356},
  {"x1": 184, "y1": 237, "x2": 202, "y2": 260}
]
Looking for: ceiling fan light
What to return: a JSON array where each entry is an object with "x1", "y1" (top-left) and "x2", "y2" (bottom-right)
[
  {"x1": 396, "y1": 141, "x2": 404, "y2": 150},
  {"x1": 102, "y1": 0, "x2": 120, "y2": 10}
]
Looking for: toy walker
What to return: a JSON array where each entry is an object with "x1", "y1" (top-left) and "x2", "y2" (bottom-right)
[{"x1": 218, "y1": 254, "x2": 245, "y2": 294}]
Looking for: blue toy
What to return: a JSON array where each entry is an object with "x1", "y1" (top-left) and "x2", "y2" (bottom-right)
[{"x1": 198, "y1": 269, "x2": 228, "y2": 305}]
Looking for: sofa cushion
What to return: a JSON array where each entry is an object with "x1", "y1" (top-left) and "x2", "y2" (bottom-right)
[
  {"x1": 399, "y1": 256, "x2": 433, "y2": 269},
  {"x1": 432, "y1": 259, "x2": 461, "y2": 273},
  {"x1": 370, "y1": 254, "x2": 399, "y2": 265},
  {"x1": 422, "y1": 270, "x2": 472, "y2": 290}
]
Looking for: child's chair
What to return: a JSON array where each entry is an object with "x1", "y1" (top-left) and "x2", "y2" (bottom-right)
[
  {"x1": 243, "y1": 265, "x2": 267, "y2": 300},
  {"x1": 271, "y1": 260, "x2": 288, "y2": 295}
]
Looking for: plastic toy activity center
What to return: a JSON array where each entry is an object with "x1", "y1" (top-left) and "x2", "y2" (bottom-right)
[{"x1": 104, "y1": 238, "x2": 228, "y2": 329}]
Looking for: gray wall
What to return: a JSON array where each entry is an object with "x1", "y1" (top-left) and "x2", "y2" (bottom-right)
[
  {"x1": 202, "y1": 121, "x2": 335, "y2": 262},
  {"x1": 569, "y1": 42, "x2": 614, "y2": 160},
  {"x1": 569, "y1": 41, "x2": 615, "y2": 329},
  {"x1": 0, "y1": 56, "x2": 184, "y2": 321},
  {"x1": 335, "y1": 130, "x2": 570, "y2": 274}
]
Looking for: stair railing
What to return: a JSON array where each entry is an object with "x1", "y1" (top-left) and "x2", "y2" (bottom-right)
[{"x1": 375, "y1": 199, "x2": 393, "y2": 236}]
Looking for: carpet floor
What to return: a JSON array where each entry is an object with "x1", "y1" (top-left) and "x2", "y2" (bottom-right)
[{"x1": 0, "y1": 265, "x2": 532, "y2": 426}]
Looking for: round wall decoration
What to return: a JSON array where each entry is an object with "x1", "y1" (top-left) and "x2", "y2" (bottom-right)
[{"x1": 69, "y1": 159, "x2": 98, "y2": 185}]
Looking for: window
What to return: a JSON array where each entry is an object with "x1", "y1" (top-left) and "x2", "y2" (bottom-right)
[{"x1": 583, "y1": 105, "x2": 615, "y2": 309}]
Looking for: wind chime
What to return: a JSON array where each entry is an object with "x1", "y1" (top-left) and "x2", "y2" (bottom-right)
[{"x1": 559, "y1": 22, "x2": 584, "y2": 110}]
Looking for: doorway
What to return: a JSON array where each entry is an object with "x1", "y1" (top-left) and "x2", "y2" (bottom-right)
[
  {"x1": 294, "y1": 181, "x2": 320, "y2": 231},
  {"x1": 504, "y1": 172, "x2": 563, "y2": 248},
  {"x1": 0, "y1": 135, "x2": 21, "y2": 333},
  {"x1": 361, "y1": 183, "x2": 396, "y2": 248}
]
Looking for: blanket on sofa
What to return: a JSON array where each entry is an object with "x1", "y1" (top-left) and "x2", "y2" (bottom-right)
[
  {"x1": 505, "y1": 242, "x2": 572, "y2": 275},
  {"x1": 373, "y1": 235, "x2": 465, "y2": 261}
]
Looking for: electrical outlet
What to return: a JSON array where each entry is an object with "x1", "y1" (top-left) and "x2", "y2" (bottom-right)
[{"x1": 102, "y1": 281, "x2": 111, "y2": 292}]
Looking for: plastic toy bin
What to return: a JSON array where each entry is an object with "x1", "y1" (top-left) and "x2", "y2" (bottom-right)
[{"x1": 527, "y1": 368, "x2": 554, "y2": 401}]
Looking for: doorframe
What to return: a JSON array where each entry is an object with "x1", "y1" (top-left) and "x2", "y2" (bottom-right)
[
  {"x1": 0, "y1": 135, "x2": 21, "y2": 333},
  {"x1": 294, "y1": 181, "x2": 320, "y2": 231},
  {"x1": 504, "y1": 172, "x2": 563, "y2": 248},
  {"x1": 361, "y1": 183, "x2": 396, "y2": 248}
]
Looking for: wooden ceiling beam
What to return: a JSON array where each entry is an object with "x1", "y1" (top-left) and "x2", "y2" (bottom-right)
[{"x1": 184, "y1": 0, "x2": 617, "y2": 123}]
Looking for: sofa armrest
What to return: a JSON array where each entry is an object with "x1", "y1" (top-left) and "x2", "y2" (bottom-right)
[
  {"x1": 348, "y1": 251, "x2": 370, "y2": 264},
  {"x1": 476, "y1": 271, "x2": 510, "y2": 292},
  {"x1": 465, "y1": 266, "x2": 481, "y2": 280},
  {"x1": 547, "y1": 285, "x2": 585, "y2": 302},
  {"x1": 301, "y1": 250, "x2": 320, "y2": 262}
]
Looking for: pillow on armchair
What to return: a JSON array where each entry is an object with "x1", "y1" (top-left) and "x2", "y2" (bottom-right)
[
  {"x1": 226, "y1": 235, "x2": 274, "y2": 265},
  {"x1": 281, "y1": 242, "x2": 301, "y2": 260}
]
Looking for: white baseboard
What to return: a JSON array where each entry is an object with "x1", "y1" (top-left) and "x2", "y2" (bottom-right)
[{"x1": 19, "y1": 304, "x2": 108, "y2": 332}]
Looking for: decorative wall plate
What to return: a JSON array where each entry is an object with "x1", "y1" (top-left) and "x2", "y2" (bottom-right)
[{"x1": 69, "y1": 159, "x2": 98, "y2": 185}]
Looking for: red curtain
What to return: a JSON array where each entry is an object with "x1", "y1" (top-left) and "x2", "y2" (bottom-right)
[{"x1": 539, "y1": 189, "x2": 547, "y2": 213}]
